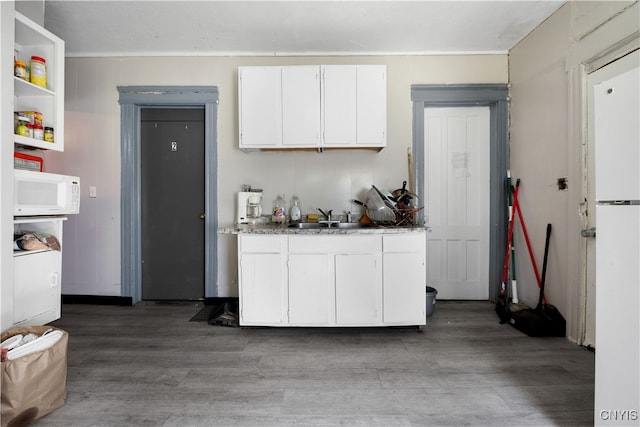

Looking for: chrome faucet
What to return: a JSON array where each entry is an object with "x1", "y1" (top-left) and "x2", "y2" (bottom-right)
[{"x1": 318, "y1": 208, "x2": 333, "y2": 221}]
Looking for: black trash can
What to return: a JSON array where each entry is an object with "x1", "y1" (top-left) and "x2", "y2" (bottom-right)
[{"x1": 426, "y1": 286, "x2": 438, "y2": 317}]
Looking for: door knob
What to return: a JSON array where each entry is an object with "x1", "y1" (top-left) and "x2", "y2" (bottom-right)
[
  {"x1": 199, "y1": 213, "x2": 206, "y2": 220},
  {"x1": 581, "y1": 227, "x2": 596, "y2": 238}
]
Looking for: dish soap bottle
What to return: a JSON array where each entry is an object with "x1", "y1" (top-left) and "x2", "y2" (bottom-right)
[
  {"x1": 272, "y1": 194, "x2": 287, "y2": 223},
  {"x1": 289, "y1": 195, "x2": 302, "y2": 223}
]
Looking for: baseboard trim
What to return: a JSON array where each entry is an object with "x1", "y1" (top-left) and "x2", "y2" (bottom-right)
[
  {"x1": 62, "y1": 295, "x2": 238, "y2": 307},
  {"x1": 62, "y1": 294, "x2": 134, "y2": 306}
]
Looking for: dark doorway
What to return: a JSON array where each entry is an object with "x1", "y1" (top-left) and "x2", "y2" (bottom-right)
[{"x1": 140, "y1": 108, "x2": 205, "y2": 300}]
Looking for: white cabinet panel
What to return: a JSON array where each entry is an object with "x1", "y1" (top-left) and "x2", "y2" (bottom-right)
[
  {"x1": 239, "y1": 252, "x2": 285, "y2": 325},
  {"x1": 238, "y1": 66, "x2": 282, "y2": 147},
  {"x1": 13, "y1": 251, "x2": 61, "y2": 326},
  {"x1": 282, "y1": 66, "x2": 320, "y2": 147},
  {"x1": 335, "y1": 253, "x2": 381, "y2": 324},
  {"x1": 288, "y1": 253, "x2": 332, "y2": 324},
  {"x1": 356, "y1": 65, "x2": 386, "y2": 147},
  {"x1": 383, "y1": 253, "x2": 426, "y2": 324},
  {"x1": 383, "y1": 233, "x2": 426, "y2": 324},
  {"x1": 322, "y1": 65, "x2": 357, "y2": 146}
]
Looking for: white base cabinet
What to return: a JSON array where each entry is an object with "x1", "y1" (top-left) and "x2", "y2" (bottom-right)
[
  {"x1": 238, "y1": 236, "x2": 288, "y2": 325},
  {"x1": 238, "y1": 232, "x2": 425, "y2": 327},
  {"x1": 13, "y1": 217, "x2": 65, "y2": 327},
  {"x1": 382, "y1": 234, "x2": 427, "y2": 325}
]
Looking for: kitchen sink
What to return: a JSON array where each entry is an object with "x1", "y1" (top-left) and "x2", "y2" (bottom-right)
[
  {"x1": 287, "y1": 222, "x2": 378, "y2": 229},
  {"x1": 287, "y1": 222, "x2": 329, "y2": 229}
]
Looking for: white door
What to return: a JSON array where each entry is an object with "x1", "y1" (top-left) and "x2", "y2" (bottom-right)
[
  {"x1": 424, "y1": 107, "x2": 490, "y2": 299},
  {"x1": 584, "y1": 50, "x2": 640, "y2": 347}
]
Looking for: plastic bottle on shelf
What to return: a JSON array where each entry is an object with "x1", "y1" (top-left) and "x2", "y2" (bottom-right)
[
  {"x1": 272, "y1": 194, "x2": 287, "y2": 223},
  {"x1": 289, "y1": 195, "x2": 302, "y2": 223}
]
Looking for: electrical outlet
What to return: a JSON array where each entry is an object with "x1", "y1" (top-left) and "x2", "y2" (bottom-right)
[{"x1": 89, "y1": 186, "x2": 97, "y2": 198}]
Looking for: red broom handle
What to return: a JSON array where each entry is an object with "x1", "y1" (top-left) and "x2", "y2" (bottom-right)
[{"x1": 514, "y1": 195, "x2": 546, "y2": 304}]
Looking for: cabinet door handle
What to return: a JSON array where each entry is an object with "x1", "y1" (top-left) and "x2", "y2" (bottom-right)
[{"x1": 199, "y1": 213, "x2": 206, "y2": 220}]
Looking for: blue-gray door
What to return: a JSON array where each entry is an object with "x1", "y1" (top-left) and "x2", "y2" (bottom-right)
[{"x1": 141, "y1": 108, "x2": 205, "y2": 300}]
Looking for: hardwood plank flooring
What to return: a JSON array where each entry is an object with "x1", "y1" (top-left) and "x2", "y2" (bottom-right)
[{"x1": 31, "y1": 301, "x2": 594, "y2": 426}]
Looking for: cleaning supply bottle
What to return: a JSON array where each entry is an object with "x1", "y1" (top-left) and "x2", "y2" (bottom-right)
[
  {"x1": 289, "y1": 195, "x2": 302, "y2": 223},
  {"x1": 272, "y1": 194, "x2": 287, "y2": 223}
]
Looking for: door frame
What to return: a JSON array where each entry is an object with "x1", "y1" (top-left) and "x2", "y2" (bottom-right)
[
  {"x1": 411, "y1": 84, "x2": 509, "y2": 301},
  {"x1": 118, "y1": 86, "x2": 219, "y2": 304}
]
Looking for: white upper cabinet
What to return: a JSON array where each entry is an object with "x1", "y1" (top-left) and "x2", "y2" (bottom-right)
[
  {"x1": 238, "y1": 66, "x2": 282, "y2": 148},
  {"x1": 238, "y1": 65, "x2": 386, "y2": 150},
  {"x1": 14, "y1": 12, "x2": 65, "y2": 152},
  {"x1": 239, "y1": 65, "x2": 319, "y2": 149},
  {"x1": 282, "y1": 66, "x2": 321, "y2": 147},
  {"x1": 322, "y1": 65, "x2": 387, "y2": 148},
  {"x1": 356, "y1": 65, "x2": 387, "y2": 147},
  {"x1": 322, "y1": 66, "x2": 357, "y2": 145}
]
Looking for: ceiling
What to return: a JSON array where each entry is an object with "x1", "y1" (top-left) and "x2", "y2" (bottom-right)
[{"x1": 43, "y1": 1, "x2": 565, "y2": 57}]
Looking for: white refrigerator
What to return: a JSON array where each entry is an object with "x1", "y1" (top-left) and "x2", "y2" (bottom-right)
[{"x1": 593, "y1": 61, "x2": 640, "y2": 426}]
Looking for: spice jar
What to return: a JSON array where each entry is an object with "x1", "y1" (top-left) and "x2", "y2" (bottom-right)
[
  {"x1": 33, "y1": 125, "x2": 44, "y2": 140},
  {"x1": 44, "y1": 127, "x2": 54, "y2": 143},
  {"x1": 14, "y1": 60, "x2": 27, "y2": 80},
  {"x1": 29, "y1": 56, "x2": 47, "y2": 87}
]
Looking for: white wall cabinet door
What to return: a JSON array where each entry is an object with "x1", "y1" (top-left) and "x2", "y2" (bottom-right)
[
  {"x1": 322, "y1": 65, "x2": 386, "y2": 148},
  {"x1": 322, "y1": 65, "x2": 357, "y2": 146},
  {"x1": 288, "y1": 253, "x2": 332, "y2": 324},
  {"x1": 282, "y1": 66, "x2": 321, "y2": 147},
  {"x1": 238, "y1": 66, "x2": 282, "y2": 148},
  {"x1": 356, "y1": 65, "x2": 386, "y2": 147},
  {"x1": 335, "y1": 253, "x2": 381, "y2": 325}
]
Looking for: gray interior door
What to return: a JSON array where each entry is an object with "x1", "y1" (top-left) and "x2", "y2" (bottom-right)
[{"x1": 141, "y1": 108, "x2": 205, "y2": 300}]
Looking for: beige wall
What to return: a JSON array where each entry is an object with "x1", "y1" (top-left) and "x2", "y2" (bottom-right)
[
  {"x1": 45, "y1": 55, "x2": 508, "y2": 298},
  {"x1": 509, "y1": 1, "x2": 639, "y2": 342}
]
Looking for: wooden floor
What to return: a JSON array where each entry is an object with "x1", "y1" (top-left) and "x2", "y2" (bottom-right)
[{"x1": 35, "y1": 301, "x2": 594, "y2": 426}]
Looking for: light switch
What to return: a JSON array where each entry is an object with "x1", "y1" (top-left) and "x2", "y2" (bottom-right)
[{"x1": 89, "y1": 186, "x2": 97, "y2": 198}]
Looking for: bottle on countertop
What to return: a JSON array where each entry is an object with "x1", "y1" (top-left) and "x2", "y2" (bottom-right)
[
  {"x1": 289, "y1": 195, "x2": 302, "y2": 223},
  {"x1": 272, "y1": 194, "x2": 287, "y2": 223}
]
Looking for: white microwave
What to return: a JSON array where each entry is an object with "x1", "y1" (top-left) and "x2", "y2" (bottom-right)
[{"x1": 14, "y1": 170, "x2": 80, "y2": 216}]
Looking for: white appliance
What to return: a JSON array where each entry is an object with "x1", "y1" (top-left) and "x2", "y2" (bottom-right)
[
  {"x1": 14, "y1": 169, "x2": 80, "y2": 216},
  {"x1": 593, "y1": 62, "x2": 640, "y2": 426},
  {"x1": 236, "y1": 191, "x2": 263, "y2": 224}
]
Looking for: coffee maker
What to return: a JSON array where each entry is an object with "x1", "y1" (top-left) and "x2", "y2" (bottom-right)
[{"x1": 236, "y1": 191, "x2": 263, "y2": 224}]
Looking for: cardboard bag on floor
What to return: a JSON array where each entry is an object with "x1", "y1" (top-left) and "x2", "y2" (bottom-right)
[{"x1": 1, "y1": 326, "x2": 68, "y2": 427}]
